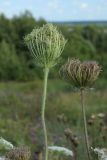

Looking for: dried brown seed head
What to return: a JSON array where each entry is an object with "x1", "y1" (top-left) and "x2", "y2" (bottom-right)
[
  {"x1": 60, "y1": 59, "x2": 101, "y2": 89},
  {"x1": 6, "y1": 147, "x2": 31, "y2": 160}
]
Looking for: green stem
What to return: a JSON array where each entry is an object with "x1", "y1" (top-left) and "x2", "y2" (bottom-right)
[
  {"x1": 80, "y1": 89, "x2": 91, "y2": 160},
  {"x1": 41, "y1": 67, "x2": 49, "y2": 160}
]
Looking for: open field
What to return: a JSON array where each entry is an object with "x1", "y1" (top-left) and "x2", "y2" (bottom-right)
[{"x1": 0, "y1": 81, "x2": 107, "y2": 159}]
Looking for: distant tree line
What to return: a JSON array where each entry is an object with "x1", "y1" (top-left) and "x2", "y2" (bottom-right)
[{"x1": 0, "y1": 11, "x2": 107, "y2": 85}]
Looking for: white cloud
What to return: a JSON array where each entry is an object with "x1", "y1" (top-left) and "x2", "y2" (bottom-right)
[
  {"x1": 80, "y1": 3, "x2": 88, "y2": 9},
  {"x1": 4, "y1": 0, "x2": 11, "y2": 6},
  {"x1": 46, "y1": 0, "x2": 64, "y2": 15},
  {"x1": 47, "y1": 0, "x2": 59, "y2": 10},
  {"x1": 97, "y1": 5, "x2": 103, "y2": 11}
]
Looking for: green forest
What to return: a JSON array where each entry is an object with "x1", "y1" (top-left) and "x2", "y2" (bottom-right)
[{"x1": 0, "y1": 11, "x2": 107, "y2": 87}]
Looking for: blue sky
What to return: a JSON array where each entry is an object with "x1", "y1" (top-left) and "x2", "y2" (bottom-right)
[{"x1": 0, "y1": 0, "x2": 107, "y2": 21}]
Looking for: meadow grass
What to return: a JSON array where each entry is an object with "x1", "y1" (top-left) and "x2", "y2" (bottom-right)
[{"x1": 0, "y1": 81, "x2": 107, "y2": 159}]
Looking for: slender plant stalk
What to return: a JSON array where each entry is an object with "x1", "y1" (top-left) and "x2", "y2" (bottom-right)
[
  {"x1": 80, "y1": 88, "x2": 91, "y2": 160},
  {"x1": 41, "y1": 67, "x2": 49, "y2": 160},
  {"x1": 24, "y1": 24, "x2": 66, "y2": 160}
]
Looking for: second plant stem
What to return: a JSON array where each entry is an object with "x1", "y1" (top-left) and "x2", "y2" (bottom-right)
[
  {"x1": 41, "y1": 67, "x2": 49, "y2": 160},
  {"x1": 80, "y1": 89, "x2": 91, "y2": 160}
]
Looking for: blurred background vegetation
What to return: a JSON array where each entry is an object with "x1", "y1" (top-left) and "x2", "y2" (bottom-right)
[
  {"x1": 0, "y1": 11, "x2": 107, "y2": 87},
  {"x1": 0, "y1": 11, "x2": 107, "y2": 159}
]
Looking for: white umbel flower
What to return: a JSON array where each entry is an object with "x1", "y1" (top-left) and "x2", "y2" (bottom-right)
[
  {"x1": 0, "y1": 137, "x2": 14, "y2": 150},
  {"x1": 48, "y1": 146, "x2": 73, "y2": 156},
  {"x1": 93, "y1": 148, "x2": 107, "y2": 160},
  {"x1": 0, "y1": 157, "x2": 5, "y2": 160}
]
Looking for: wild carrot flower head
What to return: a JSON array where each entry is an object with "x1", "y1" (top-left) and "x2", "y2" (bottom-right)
[
  {"x1": 93, "y1": 148, "x2": 107, "y2": 160},
  {"x1": 60, "y1": 59, "x2": 101, "y2": 89},
  {"x1": 48, "y1": 146, "x2": 73, "y2": 157},
  {"x1": 24, "y1": 24, "x2": 66, "y2": 68}
]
